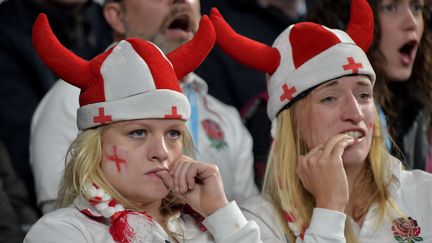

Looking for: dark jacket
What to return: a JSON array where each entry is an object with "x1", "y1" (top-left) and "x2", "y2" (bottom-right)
[
  {"x1": 0, "y1": 179, "x2": 25, "y2": 243},
  {"x1": 0, "y1": 141, "x2": 39, "y2": 242},
  {"x1": 0, "y1": 0, "x2": 112, "y2": 199},
  {"x1": 398, "y1": 109, "x2": 429, "y2": 170}
]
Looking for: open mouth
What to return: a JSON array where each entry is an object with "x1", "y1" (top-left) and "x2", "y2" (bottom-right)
[
  {"x1": 344, "y1": 130, "x2": 364, "y2": 139},
  {"x1": 399, "y1": 40, "x2": 418, "y2": 65},
  {"x1": 168, "y1": 15, "x2": 191, "y2": 33}
]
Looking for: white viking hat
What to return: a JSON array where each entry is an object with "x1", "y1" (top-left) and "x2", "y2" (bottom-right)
[
  {"x1": 32, "y1": 13, "x2": 215, "y2": 130},
  {"x1": 210, "y1": 0, "x2": 376, "y2": 121}
]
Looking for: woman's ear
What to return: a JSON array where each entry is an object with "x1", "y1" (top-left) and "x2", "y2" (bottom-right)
[{"x1": 104, "y1": 2, "x2": 126, "y2": 37}]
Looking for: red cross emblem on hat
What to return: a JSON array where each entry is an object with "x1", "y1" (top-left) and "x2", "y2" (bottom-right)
[
  {"x1": 279, "y1": 83, "x2": 297, "y2": 102},
  {"x1": 342, "y1": 57, "x2": 363, "y2": 74},
  {"x1": 164, "y1": 106, "x2": 182, "y2": 119},
  {"x1": 93, "y1": 107, "x2": 112, "y2": 125}
]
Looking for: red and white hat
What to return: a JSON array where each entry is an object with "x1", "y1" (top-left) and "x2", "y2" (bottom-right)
[
  {"x1": 210, "y1": 0, "x2": 375, "y2": 121},
  {"x1": 32, "y1": 14, "x2": 215, "y2": 131}
]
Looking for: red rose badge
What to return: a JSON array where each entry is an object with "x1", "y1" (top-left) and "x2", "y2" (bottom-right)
[
  {"x1": 201, "y1": 119, "x2": 227, "y2": 150},
  {"x1": 392, "y1": 217, "x2": 423, "y2": 242}
]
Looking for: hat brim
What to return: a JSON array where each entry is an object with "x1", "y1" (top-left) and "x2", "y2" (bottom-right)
[{"x1": 77, "y1": 90, "x2": 191, "y2": 131}]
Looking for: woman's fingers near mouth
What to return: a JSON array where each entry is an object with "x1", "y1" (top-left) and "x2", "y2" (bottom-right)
[{"x1": 155, "y1": 170, "x2": 173, "y2": 189}]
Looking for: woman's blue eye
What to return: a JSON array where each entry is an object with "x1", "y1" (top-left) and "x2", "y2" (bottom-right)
[
  {"x1": 359, "y1": 92, "x2": 371, "y2": 99},
  {"x1": 411, "y1": 2, "x2": 424, "y2": 14},
  {"x1": 167, "y1": 130, "x2": 181, "y2": 139},
  {"x1": 381, "y1": 3, "x2": 397, "y2": 13},
  {"x1": 129, "y1": 129, "x2": 146, "y2": 138},
  {"x1": 321, "y1": 96, "x2": 336, "y2": 103}
]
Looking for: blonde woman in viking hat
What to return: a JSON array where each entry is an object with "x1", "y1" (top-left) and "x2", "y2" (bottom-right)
[
  {"x1": 209, "y1": 0, "x2": 432, "y2": 242},
  {"x1": 307, "y1": 0, "x2": 432, "y2": 173},
  {"x1": 24, "y1": 14, "x2": 261, "y2": 243}
]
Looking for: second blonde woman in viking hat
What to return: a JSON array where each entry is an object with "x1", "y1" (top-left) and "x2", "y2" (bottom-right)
[{"x1": 209, "y1": 0, "x2": 432, "y2": 242}]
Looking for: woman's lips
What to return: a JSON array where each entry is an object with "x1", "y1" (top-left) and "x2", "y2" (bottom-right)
[
  {"x1": 399, "y1": 40, "x2": 418, "y2": 66},
  {"x1": 146, "y1": 167, "x2": 168, "y2": 175}
]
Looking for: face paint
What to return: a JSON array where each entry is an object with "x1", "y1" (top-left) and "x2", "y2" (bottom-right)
[
  {"x1": 105, "y1": 145, "x2": 127, "y2": 173},
  {"x1": 101, "y1": 119, "x2": 184, "y2": 204}
]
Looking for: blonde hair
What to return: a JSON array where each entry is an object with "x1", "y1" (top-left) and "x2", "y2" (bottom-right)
[
  {"x1": 57, "y1": 122, "x2": 194, "y2": 217},
  {"x1": 262, "y1": 97, "x2": 400, "y2": 242}
]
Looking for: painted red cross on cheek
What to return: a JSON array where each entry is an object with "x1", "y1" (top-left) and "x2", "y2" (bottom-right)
[
  {"x1": 279, "y1": 83, "x2": 297, "y2": 102},
  {"x1": 164, "y1": 106, "x2": 182, "y2": 119},
  {"x1": 342, "y1": 57, "x2": 363, "y2": 74},
  {"x1": 105, "y1": 146, "x2": 126, "y2": 173},
  {"x1": 93, "y1": 107, "x2": 112, "y2": 125}
]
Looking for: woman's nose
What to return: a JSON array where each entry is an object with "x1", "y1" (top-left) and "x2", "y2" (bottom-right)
[
  {"x1": 341, "y1": 95, "x2": 365, "y2": 124},
  {"x1": 401, "y1": 5, "x2": 421, "y2": 32},
  {"x1": 148, "y1": 135, "x2": 169, "y2": 163}
]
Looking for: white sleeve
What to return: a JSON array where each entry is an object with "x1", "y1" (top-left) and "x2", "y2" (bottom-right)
[
  {"x1": 24, "y1": 213, "x2": 91, "y2": 243},
  {"x1": 241, "y1": 199, "x2": 287, "y2": 243},
  {"x1": 240, "y1": 198, "x2": 346, "y2": 243},
  {"x1": 29, "y1": 81, "x2": 80, "y2": 212},
  {"x1": 299, "y1": 208, "x2": 346, "y2": 243},
  {"x1": 229, "y1": 110, "x2": 258, "y2": 203},
  {"x1": 203, "y1": 201, "x2": 262, "y2": 243}
]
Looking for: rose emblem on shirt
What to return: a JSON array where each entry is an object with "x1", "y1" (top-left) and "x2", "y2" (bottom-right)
[
  {"x1": 392, "y1": 217, "x2": 423, "y2": 242},
  {"x1": 201, "y1": 119, "x2": 227, "y2": 150}
]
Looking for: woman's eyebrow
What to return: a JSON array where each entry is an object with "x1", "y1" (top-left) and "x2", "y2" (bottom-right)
[
  {"x1": 314, "y1": 80, "x2": 339, "y2": 91},
  {"x1": 356, "y1": 80, "x2": 372, "y2": 87}
]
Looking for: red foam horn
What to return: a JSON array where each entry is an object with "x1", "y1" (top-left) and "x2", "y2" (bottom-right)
[
  {"x1": 346, "y1": 0, "x2": 374, "y2": 51},
  {"x1": 32, "y1": 13, "x2": 92, "y2": 89},
  {"x1": 209, "y1": 8, "x2": 280, "y2": 75},
  {"x1": 167, "y1": 15, "x2": 216, "y2": 80}
]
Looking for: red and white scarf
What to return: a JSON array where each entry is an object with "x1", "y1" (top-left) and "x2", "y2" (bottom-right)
[{"x1": 84, "y1": 183, "x2": 158, "y2": 243}]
